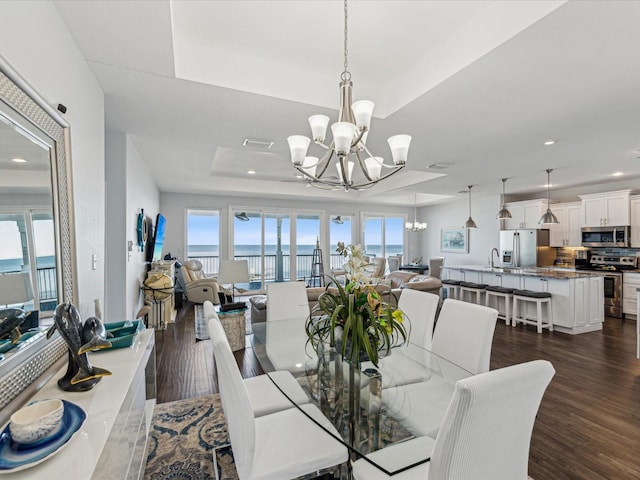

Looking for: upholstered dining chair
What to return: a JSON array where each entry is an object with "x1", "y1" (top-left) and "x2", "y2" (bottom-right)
[
  {"x1": 381, "y1": 299, "x2": 499, "y2": 437},
  {"x1": 387, "y1": 255, "x2": 402, "y2": 273},
  {"x1": 209, "y1": 314, "x2": 348, "y2": 480},
  {"x1": 428, "y1": 257, "x2": 445, "y2": 279},
  {"x1": 203, "y1": 301, "x2": 309, "y2": 417},
  {"x1": 351, "y1": 360, "x2": 555, "y2": 480},
  {"x1": 361, "y1": 290, "x2": 440, "y2": 389},
  {"x1": 265, "y1": 281, "x2": 316, "y2": 372},
  {"x1": 431, "y1": 298, "x2": 498, "y2": 375}
]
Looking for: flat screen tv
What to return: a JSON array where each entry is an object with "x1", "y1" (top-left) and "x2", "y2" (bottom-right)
[{"x1": 146, "y1": 213, "x2": 166, "y2": 263}]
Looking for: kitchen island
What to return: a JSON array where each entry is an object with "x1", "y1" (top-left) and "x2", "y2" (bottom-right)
[{"x1": 443, "y1": 265, "x2": 604, "y2": 334}]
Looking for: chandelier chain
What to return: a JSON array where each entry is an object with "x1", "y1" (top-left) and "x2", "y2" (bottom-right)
[{"x1": 341, "y1": 0, "x2": 351, "y2": 81}]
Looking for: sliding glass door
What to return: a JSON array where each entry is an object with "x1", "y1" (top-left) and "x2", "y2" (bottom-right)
[
  {"x1": 231, "y1": 209, "x2": 324, "y2": 289},
  {"x1": 362, "y1": 214, "x2": 406, "y2": 270}
]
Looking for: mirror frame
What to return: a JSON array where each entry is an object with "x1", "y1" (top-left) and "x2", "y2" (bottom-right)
[{"x1": 0, "y1": 55, "x2": 78, "y2": 419}]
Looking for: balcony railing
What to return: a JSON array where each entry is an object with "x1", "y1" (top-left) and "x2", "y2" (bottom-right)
[{"x1": 187, "y1": 253, "x2": 346, "y2": 287}]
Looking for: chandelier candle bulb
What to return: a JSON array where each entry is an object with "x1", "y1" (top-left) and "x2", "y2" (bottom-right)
[
  {"x1": 388, "y1": 134, "x2": 412, "y2": 165},
  {"x1": 287, "y1": 135, "x2": 310, "y2": 166},
  {"x1": 336, "y1": 160, "x2": 355, "y2": 183},
  {"x1": 352, "y1": 100, "x2": 374, "y2": 130},
  {"x1": 308, "y1": 115, "x2": 329, "y2": 142},
  {"x1": 364, "y1": 157, "x2": 383, "y2": 180},
  {"x1": 302, "y1": 157, "x2": 318, "y2": 178},
  {"x1": 331, "y1": 122, "x2": 357, "y2": 155}
]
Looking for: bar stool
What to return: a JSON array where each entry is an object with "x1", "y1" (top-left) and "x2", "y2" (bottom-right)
[
  {"x1": 512, "y1": 289, "x2": 553, "y2": 333},
  {"x1": 485, "y1": 286, "x2": 515, "y2": 326},
  {"x1": 459, "y1": 282, "x2": 488, "y2": 304},
  {"x1": 441, "y1": 279, "x2": 462, "y2": 300}
]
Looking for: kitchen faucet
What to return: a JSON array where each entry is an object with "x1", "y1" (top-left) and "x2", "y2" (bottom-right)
[{"x1": 490, "y1": 247, "x2": 500, "y2": 268}]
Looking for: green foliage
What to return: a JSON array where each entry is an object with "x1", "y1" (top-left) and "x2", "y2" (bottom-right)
[{"x1": 305, "y1": 274, "x2": 407, "y2": 367}]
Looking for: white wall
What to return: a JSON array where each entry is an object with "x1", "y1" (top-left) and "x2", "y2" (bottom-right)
[
  {"x1": 0, "y1": 1, "x2": 105, "y2": 320},
  {"x1": 106, "y1": 132, "x2": 159, "y2": 320},
  {"x1": 160, "y1": 192, "x2": 421, "y2": 269},
  {"x1": 421, "y1": 194, "x2": 503, "y2": 267}
]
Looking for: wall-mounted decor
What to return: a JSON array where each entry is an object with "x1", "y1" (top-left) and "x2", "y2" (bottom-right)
[
  {"x1": 441, "y1": 227, "x2": 469, "y2": 253},
  {"x1": 136, "y1": 209, "x2": 148, "y2": 252}
]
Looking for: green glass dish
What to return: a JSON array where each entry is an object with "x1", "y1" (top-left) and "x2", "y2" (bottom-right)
[{"x1": 100, "y1": 320, "x2": 145, "y2": 350}]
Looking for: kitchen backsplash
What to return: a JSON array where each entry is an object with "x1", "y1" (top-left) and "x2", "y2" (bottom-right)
[{"x1": 554, "y1": 246, "x2": 640, "y2": 266}]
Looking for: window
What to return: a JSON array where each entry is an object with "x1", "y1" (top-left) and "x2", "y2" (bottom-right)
[
  {"x1": 362, "y1": 214, "x2": 406, "y2": 267},
  {"x1": 329, "y1": 214, "x2": 353, "y2": 270},
  {"x1": 0, "y1": 211, "x2": 51, "y2": 313},
  {"x1": 296, "y1": 214, "x2": 320, "y2": 284},
  {"x1": 186, "y1": 209, "x2": 220, "y2": 275}
]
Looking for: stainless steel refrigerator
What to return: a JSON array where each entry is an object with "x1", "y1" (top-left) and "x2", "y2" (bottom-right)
[{"x1": 499, "y1": 229, "x2": 555, "y2": 267}]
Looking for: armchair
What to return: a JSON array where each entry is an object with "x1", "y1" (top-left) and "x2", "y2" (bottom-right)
[{"x1": 179, "y1": 260, "x2": 221, "y2": 304}]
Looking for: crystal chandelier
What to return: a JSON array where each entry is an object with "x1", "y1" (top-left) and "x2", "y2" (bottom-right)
[
  {"x1": 287, "y1": 0, "x2": 411, "y2": 191},
  {"x1": 406, "y1": 194, "x2": 427, "y2": 232}
]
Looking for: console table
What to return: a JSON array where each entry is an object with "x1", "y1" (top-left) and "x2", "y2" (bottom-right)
[
  {"x1": 400, "y1": 264, "x2": 430, "y2": 274},
  {"x1": 2, "y1": 329, "x2": 156, "y2": 479}
]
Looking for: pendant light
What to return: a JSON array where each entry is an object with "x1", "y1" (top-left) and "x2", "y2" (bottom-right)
[
  {"x1": 464, "y1": 185, "x2": 478, "y2": 229},
  {"x1": 496, "y1": 178, "x2": 512, "y2": 219},
  {"x1": 405, "y1": 194, "x2": 427, "y2": 232},
  {"x1": 539, "y1": 169, "x2": 559, "y2": 224}
]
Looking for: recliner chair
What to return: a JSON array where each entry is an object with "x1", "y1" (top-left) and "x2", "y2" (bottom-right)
[{"x1": 179, "y1": 260, "x2": 221, "y2": 304}]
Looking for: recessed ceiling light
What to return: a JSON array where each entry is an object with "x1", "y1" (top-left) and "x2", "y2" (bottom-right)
[
  {"x1": 247, "y1": 170, "x2": 256, "y2": 175},
  {"x1": 543, "y1": 140, "x2": 556, "y2": 146},
  {"x1": 612, "y1": 171, "x2": 624, "y2": 177},
  {"x1": 11, "y1": 157, "x2": 27, "y2": 163}
]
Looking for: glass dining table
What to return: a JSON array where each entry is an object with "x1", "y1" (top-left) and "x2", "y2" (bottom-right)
[{"x1": 250, "y1": 317, "x2": 472, "y2": 476}]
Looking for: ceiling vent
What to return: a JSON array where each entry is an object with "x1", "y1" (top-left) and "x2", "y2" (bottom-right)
[{"x1": 242, "y1": 138, "x2": 274, "y2": 149}]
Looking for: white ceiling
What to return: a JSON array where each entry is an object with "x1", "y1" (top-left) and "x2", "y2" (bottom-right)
[{"x1": 52, "y1": 0, "x2": 640, "y2": 207}]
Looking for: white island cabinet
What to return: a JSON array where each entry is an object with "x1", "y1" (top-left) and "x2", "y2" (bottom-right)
[
  {"x1": 2, "y1": 329, "x2": 156, "y2": 480},
  {"x1": 443, "y1": 266, "x2": 604, "y2": 334}
]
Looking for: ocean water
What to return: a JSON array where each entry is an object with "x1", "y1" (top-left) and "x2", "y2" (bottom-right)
[
  {"x1": 0, "y1": 255, "x2": 55, "y2": 273},
  {"x1": 187, "y1": 244, "x2": 403, "y2": 257}
]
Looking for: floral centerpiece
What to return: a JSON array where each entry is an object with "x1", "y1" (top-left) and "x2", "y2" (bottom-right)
[{"x1": 305, "y1": 242, "x2": 407, "y2": 367}]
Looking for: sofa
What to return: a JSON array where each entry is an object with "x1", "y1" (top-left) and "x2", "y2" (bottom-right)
[{"x1": 250, "y1": 273, "x2": 442, "y2": 324}]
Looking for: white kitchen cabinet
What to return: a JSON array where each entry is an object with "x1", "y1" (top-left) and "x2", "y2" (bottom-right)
[
  {"x1": 622, "y1": 272, "x2": 640, "y2": 317},
  {"x1": 502, "y1": 200, "x2": 547, "y2": 230},
  {"x1": 629, "y1": 196, "x2": 640, "y2": 247},
  {"x1": 521, "y1": 275, "x2": 603, "y2": 332},
  {"x1": 579, "y1": 190, "x2": 631, "y2": 227},
  {"x1": 549, "y1": 202, "x2": 582, "y2": 247},
  {"x1": 481, "y1": 272, "x2": 503, "y2": 286}
]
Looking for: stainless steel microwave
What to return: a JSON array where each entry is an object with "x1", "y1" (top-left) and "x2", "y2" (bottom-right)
[{"x1": 580, "y1": 226, "x2": 630, "y2": 247}]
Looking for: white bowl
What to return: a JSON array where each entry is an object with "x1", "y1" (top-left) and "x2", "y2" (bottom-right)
[{"x1": 9, "y1": 399, "x2": 64, "y2": 445}]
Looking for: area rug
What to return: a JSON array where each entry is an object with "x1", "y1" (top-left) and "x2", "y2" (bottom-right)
[{"x1": 145, "y1": 394, "x2": 238, "y2": 479}]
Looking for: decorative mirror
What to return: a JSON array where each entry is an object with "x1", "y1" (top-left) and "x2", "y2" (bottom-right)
[{"x1": 0, "y1": 55, "x2": 77, "y2": 423}]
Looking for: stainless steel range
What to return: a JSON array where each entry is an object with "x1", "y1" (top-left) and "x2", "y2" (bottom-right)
[{"x1": 575, "y1": 255, "x2": 638, "y2": 318}]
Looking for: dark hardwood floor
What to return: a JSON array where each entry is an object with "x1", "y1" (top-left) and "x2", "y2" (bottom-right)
[{"x1": 155, "y1": 301, "x2": 640, "y2": 480}]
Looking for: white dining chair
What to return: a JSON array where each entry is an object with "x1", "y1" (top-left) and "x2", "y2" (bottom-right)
[
  {"x1": 361, "y1": 289, "x2": 440, "y2": 389},
  {"x1": 266, "y1": 281, "x2": 310, "y2": 321},
  {"x1": 431, "y1": 298, "x2": 498, "y2": 375},
  {"x1": 265, "y1": 281, "x2": 316, "y2": 372},
  {"x1": 203, "y1": 301, "x2": 309, "y2": 416},
  {"x1": 381, "y1": 298, "x2": 498, "y2": 437},
  {"x1": 351, "y1": 360, "x2": 555, "y2": 480},
  {"x1": 209, "y1": 315, "x2": 348, "y2": 480}
]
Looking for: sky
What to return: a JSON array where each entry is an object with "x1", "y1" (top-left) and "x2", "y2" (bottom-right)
[{"x1": 0, "y1": 218, "x2": 55, "y2": 260}]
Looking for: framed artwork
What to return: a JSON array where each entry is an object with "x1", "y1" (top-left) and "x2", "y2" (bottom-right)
[{"x1": 441, "y1": 227, "x2": 469, "y2": 253}]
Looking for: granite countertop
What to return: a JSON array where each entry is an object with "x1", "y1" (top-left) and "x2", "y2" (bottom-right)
[{"x1": 443, "y1": 265, "x2": 599, "y2": 279}]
